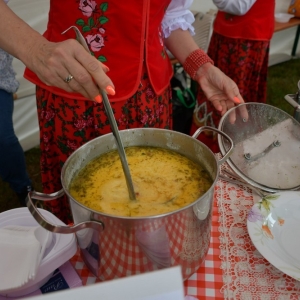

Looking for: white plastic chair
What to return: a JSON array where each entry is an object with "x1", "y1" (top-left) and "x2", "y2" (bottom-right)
[{"x1": 192, "y1": 11, "x2": 216, "y2": 53}]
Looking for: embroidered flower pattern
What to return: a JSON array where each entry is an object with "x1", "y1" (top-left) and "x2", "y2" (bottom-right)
[
  {"x1": 75, "y1": 2, "x2": 109, "y2": 62},
  {"x1": 79, "y1": 0, "x2": 97, "y2": 17},
  {"x1": 86, "y1": 33, "x2": 105, "y2": 52},
  {"x1": 75, "y1": 1, "x2": 168, "y2": 63}
]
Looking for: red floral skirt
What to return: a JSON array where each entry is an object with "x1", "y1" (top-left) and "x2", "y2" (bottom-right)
[
  {"x1": 190, "y1": 32, "x2": 270, "y2": 152},
  {"x1": 36, "y1": 69, "x2": 172, "y2": 224}
]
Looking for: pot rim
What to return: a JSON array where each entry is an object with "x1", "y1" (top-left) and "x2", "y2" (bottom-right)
[
  {"x1": 61, "y1": 128, "x2": 220, "y2": 220},
  {"x1": 63, "y1": 181, "x2": 218, "y2": 220}
]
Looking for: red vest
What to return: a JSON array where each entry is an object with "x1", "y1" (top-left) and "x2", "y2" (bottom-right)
[
  {"x1": 24, "y1": 0, "x2": 173, "y2": 101},
  {"x1": 213, "y1": 0, "x2": 275, "y2": 41}
]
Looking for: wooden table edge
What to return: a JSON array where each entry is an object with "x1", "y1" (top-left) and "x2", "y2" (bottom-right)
[{"x1": 274, "y1": 17, "x2": 300, "y2": 32}]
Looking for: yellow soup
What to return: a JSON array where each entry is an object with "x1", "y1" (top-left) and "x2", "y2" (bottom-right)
[{"x1": 69, "y1": 146, "x2": 212, "y2": 217}]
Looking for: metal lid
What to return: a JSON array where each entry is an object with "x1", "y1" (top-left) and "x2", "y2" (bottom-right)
[{"x1": 218, "y1": 102, "x2": 300, "y2": 192}]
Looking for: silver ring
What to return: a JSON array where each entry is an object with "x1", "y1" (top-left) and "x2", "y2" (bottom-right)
[{"x1": 64, "y1": 74, "x2": 74, "y2": 83}]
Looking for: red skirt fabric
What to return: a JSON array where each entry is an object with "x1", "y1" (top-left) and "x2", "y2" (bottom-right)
[
  {"x1": 36, "y1": 67, "x2": 172, "y2": 224},
  {"x1": 191, "y1": 32, "x2": 270, "y2": 152}
]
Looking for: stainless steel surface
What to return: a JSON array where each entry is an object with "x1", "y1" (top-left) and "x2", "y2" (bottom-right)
[
  {"x1": 284, "y1": 80, "x2": 300, "y2": 122},
  {"x1": 62, "y1": 26, "x2": 90, "y2": 52},
  {"x1": 27, "y1": 127, "x2": 233, "y2": 281},
  {"x1": 222, "y1": 169, "x2": 247, "y2": 182},
  {"x1": 218, "y1": 102, "x2": 300, "y2": 192},
  {"x1": 243, "y1": 140, "x2": 281, "y2": 163},
  {"x1": 100, "y1": 91, "x2": 136, "y2": 201},
  {"x1": 192, "y1": 126, "x2": 234, "y2": 164},
  {"x1": 222, "y1": 169, "x2": 282, "y2": 198},
  {"x1": 64, "y1": 25, "x2": 136, "y2": 201},
  {"x1": 218, "y1": 174, "x2": 268, "y2": 198},
  {"x1": 26, "y1": 190, "x2": 104, "y2": 234}
]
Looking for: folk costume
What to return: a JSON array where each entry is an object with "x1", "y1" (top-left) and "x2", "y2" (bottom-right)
[
  {"x1": 23, "y1": 0, "x2": 195, "y2": 223},
  {"x1": 191, "y1": 0, "x2": 275, "y2": 152}
]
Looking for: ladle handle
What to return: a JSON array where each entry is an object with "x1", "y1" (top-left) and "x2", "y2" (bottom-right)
[
  {"x1": 26, "y1": 190, "x2": 104, "y2": 234},
  {"x1": 192, "y1": 126, "x2": 234, "y2": 165},
  {"x1": 100, "y1": 91, "x2": 136, "y2": 201},
  {"x1": 63, "y1": 25, "x2": 136, "y2": 201}
]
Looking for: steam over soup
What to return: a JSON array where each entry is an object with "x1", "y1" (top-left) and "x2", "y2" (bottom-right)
[{"x1": 69, "y1": 146, "x2": 212, "y2": 217}]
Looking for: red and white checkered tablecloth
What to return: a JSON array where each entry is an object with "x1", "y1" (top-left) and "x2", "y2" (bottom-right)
[
  {"x1": 183, "y1": 198, "x2": 223, "y2": 300},
  {"x1": 69, "y1": 190, "x2": 224, "y2": 300}
]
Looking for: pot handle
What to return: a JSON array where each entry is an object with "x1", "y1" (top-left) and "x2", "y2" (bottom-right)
[
  {"x1": 26, "y1": 190, "x2": 104, "y2": 234},
  {"x1": 192, "y1": 125, "x2": 234, "y2": 165}
]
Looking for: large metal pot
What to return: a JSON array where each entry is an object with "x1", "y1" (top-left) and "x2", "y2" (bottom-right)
[{"x1": 27, "y1": 127, "x2": 233, "y2": 281}]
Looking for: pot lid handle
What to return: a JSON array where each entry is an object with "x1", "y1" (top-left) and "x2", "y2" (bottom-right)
[{"x1": 26, "y1": 191, "x2": 104, "y2": 234}]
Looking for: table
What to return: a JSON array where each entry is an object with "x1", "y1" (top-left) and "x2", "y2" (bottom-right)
[
  {"x1": 69, "y1": 192, "x2": 224, "y2": 299},
  {"x1": 274, "y1": 17, "x2": 300, "y2": 57},
  {"x1": 69, "y1": 165, "x2": 300, "y2": 299}
]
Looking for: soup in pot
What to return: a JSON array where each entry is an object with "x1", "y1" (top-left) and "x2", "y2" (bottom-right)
[{"x1": 69, "y1": 146, "x2": 212, "y2": 217}]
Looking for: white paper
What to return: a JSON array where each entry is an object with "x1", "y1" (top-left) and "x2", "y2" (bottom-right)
[{"x1": 24, "y1": 266, "x2": 185, "y2": 300}]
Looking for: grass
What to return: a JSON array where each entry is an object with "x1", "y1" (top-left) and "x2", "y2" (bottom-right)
[
  {"x1": 266, "y1": 58, "x2": 299, "y2": 116},
  {"x1": 0, "y1": 58, "x2": 299, "y2": 213}
]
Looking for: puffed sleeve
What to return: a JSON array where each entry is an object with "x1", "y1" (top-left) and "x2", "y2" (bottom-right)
[
  {"x1": 162, "y1": 0, "x2": 195, "y2": 38},
  {"x1": 213, "y1": 0, "x2": 257, "y2": 16}
]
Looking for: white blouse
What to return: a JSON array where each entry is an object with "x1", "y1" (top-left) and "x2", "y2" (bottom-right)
[
  {"x1": 213, "y1": 0, "x2": 257, "y2": 16},
  {"x1": 162, "y1": 0, "x2": 195, "y2": 38}
]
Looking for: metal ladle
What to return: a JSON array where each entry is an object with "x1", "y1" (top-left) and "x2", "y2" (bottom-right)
[
  {"x1": 100, "y1": 91, "x2": 136, "y2": 201},
  {"x1": 62, "y1": 26, "x2": 136, "y2": 201}
]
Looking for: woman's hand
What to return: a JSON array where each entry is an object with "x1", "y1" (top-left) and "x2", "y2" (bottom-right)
[
  {"x1": 195, "y1": 62, "x2": 244, "y2": 116},
  {"x1": 0, "y1": 1, "x2": 114, "y2": 102},
  {"x1": 28, "y1": 38, "x2": 114, "y2": 101}
]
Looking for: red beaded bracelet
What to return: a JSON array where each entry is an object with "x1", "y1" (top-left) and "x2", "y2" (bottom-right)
[{"x1": 183, "y1": 49, "x2": 214, "y2": 80}]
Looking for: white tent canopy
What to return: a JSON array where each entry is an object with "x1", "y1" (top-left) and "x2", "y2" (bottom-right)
[
  {"x1": 10, "y1": 0, "x2": 49, "y2": 151},
  {"x1": 9, "y1": 0, "x2": 299, "y2": 151}
]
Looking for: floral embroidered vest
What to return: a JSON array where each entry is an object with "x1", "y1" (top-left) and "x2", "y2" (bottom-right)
[
  {"x1": 213, "y1": 0, "x2": 275, "y2": 41},
  {"x1": 24, "y1": 0, "x2": 173, "y2": 101}
]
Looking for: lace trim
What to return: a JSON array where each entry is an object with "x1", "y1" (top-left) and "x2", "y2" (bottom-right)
[
  {"x1": 162, "y1": 17, "x2": 195, "y2": 38},
  {"x1": 217, "y1": 160, "x2": 300, "y2": 299}
]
